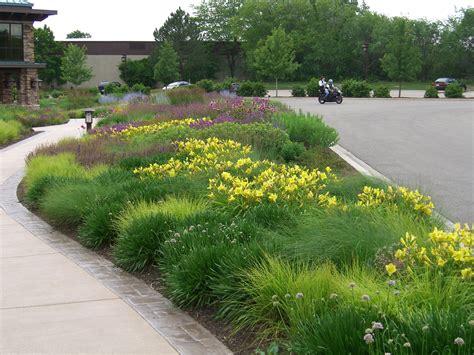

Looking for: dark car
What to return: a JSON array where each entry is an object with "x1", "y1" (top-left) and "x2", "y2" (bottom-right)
[
  {"x1": 98, "y1": 81, "x2": 121, "y2": 95},
  {"x1": 432, "y1": 78, "x2": 467, "y2": 91}
]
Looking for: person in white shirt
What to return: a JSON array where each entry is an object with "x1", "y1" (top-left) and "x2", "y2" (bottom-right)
[{"x1": 319, "y1": 76, "x2": 329, "y2": 98}]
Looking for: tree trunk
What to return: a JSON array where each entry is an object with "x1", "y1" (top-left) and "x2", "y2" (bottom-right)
[
  {"x1": 275, "y1": 78, "x2": 278, "y2": 97},
  {"x1": 398, "y1": 80, "x2": 401, "y2": 98}
]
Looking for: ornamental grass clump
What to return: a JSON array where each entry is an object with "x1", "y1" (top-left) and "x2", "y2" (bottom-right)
[
  {"x1": 272, "y1": 111, "x2": 339, "y2": 148},
  {"x1": 113, "y1": 197, "x2": 208, "y2": 272},
  {"x1": 0, "y1": 120, "x2": 25, "y2": 145}
]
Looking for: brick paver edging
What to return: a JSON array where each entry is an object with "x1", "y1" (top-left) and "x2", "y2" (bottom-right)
[{"x1": 0, "y1": 169, "x2": 232, "y2": 355}]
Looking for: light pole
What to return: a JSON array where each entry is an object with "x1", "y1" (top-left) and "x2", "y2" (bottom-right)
[
  {"x1": 121, "y1": 54, "x2": 127, "y2": 85},
  {"x1": 362, "y1": 42, "x2": 369, "y2": 81}
]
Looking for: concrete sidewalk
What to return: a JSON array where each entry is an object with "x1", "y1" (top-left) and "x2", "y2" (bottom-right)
[{"x1": 0, "y1": 120, "x2": 229, "y2": 354}]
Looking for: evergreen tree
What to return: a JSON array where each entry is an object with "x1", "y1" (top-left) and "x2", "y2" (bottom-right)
[{"x1": 153, "y1": 42, "x2": 180, "y2": 85}]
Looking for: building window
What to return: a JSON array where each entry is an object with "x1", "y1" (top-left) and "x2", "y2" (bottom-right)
[{"x1": 0, "y1": 23, "x2": 24, "y2": 61}]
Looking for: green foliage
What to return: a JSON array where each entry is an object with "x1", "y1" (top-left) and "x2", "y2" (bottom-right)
[
  {"x1": 306, "y1": 78, "x2": 320, "y2": 97},
  {"x1": 24, "y1": 153, "x2": 105, "y2": 191},
  {"x1": 341, "y1": 79, "x2": 371, "y2": 97},
  {"x1": 424, "y1": 86, "x2": 439, "y2": 98},
  {"x1": 273, "y1": 111, "x2": 339, "y2": 148},
  {"x1": 191, "y1": 122, "x2": 291, "y2": 157},
  {"x1": 280, "y1": 141, "x2": 305, "y2": 162},
  {"x1": 373, "y1": 85, "x2": 391, "y2": 98},
  {"x1": 194, "y1": 0, "x2": 243, "y2": 76},
  {"x1": 253, "y1": 27, "x2": 300, "y2": 95},
  {"x1": 324, "y1": 175, "x2": 388, "y2": 203},
  {"x1": 166, "y1": 87, "x2": 206, "y2": 105},
  {"x1": 236, "y1": 81, "x2": 267, "y2": 97},
  {"x1": 444, "y1": 84, "x2": 464, "y2": 98},
  {"x1": 60, "y1": 45, "x2": 93, "y2": 87},
  {"x1": 131, "y1": 83, "x2": 151, "y2": 95},
  {"x1": 195, "y1": 79, "x2": 215, "y2": 92},
  {"x1": 381, "y1": 18, "x2": 422, "y2": 97},
  {"x1": 154, "y1": 42, "x2": 180, "y2": 85},
  {"x1": 66, "y1": 30, "x2": 91, "y2": 39},
  {"x1": 0, "y1": 120, "x2": 25, "y2": 145},
  {"x1": 34, "y1": 25, "x2": 65, "y2": 85},
  {"x1": 270, "y1": 206, "x2": 438, "y2": 266},
  {"x1": 119, "y1": 58, "x2": 155, "y2": 87},
  {"x1": 291, "y1": 85, "x2": 306, "y2": 97}
]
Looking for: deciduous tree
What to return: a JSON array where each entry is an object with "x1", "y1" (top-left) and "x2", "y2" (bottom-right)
[
  {"x1": 60, "y1": 44, "x2": 93, "y2": 87},
  {"x1": 381, "y1": 18, "x2": 421, "y2": 97},
  {"x1": 253, "y1": 27, "x2": 300, "y2": 97},
  {"x1": 34, "y1": 25, "x2": 64, "y2": 86}
]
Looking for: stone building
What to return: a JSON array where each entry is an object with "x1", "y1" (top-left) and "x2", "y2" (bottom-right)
[{"x1": 0, "y1": 0, "x2": 55, "y2": 106}]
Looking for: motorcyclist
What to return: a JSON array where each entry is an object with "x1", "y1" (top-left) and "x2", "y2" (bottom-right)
[
  {"x1": 318, "y1": 76, "x2": 329, "y2": 99},
  {"x1": 328, "y1": 79, "x2": 339, "y2": 97}
]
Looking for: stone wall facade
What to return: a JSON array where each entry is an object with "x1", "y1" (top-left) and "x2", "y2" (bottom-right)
[{"x1": 23, "y1": 22, "x2": 35, "y2": 62}]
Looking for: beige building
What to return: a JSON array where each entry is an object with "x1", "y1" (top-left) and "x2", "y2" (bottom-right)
[{"x1": 61, "y1": 40, "x2": 155, "y2": 89}]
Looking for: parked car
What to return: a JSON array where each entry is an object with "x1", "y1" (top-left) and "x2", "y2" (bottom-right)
[
  {"x1": 431, "y1": 78, "x2": 467, "y2": 91},
  {"x1": 163, "y1": 81, "x2": 191, "y2": 90},
  {"x1": 98, "y1": 81, "x2": 121, "y2": 95}
]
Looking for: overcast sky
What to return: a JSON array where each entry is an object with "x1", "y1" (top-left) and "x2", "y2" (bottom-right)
[{"x1": 32, "y1": 0, "x2": 473, "y2": 41}]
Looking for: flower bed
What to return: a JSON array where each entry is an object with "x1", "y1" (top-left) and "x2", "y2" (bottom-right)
[{"x1": 22, "y1": 93, "x2": 473, "y2": 353}]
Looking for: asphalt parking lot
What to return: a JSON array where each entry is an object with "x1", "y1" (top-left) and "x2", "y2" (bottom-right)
[{"x1": 277, "y1": 97, "x2": 474, "y2": 223}]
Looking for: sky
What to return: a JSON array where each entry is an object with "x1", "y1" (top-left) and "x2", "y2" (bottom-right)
[{"x1": 31, "y1": 0, "x2": 473, "y2": 41}]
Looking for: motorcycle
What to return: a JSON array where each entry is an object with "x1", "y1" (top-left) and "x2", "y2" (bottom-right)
[{"x1": 318, "y1": 88, "x2": 343, "y2": 104}]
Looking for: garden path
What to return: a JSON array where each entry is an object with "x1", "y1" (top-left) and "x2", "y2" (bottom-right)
[{"x1": 0, "y1": 120, "x2": 230, "y2": 354}]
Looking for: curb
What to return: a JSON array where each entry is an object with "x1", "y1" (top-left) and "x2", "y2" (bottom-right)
[{"x1": 330, "y1": 144, "x2": 456, "y2": 230}]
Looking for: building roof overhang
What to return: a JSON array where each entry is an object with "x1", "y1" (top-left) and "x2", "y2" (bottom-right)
[
  {"x1": 0, "y1": 61, "x2": 46, "y2": 68},
  {"x1": 0, "y1": 6, "x2": 56, "y2": 22}
]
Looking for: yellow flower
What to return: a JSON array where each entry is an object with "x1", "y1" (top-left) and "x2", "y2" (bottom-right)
[
  {"x1": 461, "y1": 268, "x2": 472, "y2": 279},
  {"x1": 385, "y1": 263, "x2": 397, "y2": 276},
  {"x1": 436, "y1": 258, "x2": 447, "y2": 267},
  {"x1": 394, "y1": 249, "x2": 406, "y2": 260},
  {"x1": 268, "y1": 193, "x2": 278, "y2": 203}
]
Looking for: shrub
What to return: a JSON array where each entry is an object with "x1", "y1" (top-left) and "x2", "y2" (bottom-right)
[
  {"x1": 113, "y1": 198, "x2": 209, "y2": 272},
  {"x1": 306, "y1": 78, "x2": 320, "y2": 97},
  {"x1": 89, "y1": 87, "x2": 100, "y2": 95},
  {"x1": 373, "y1": 85, "x2": 391, "y2": 98},
  {"x1": 444, "y1": 84, "x2": 464, "y2": 98},
  {"x1": 341, "y1": 79, "x2": 370, "y2": 97},
  {"x1": 424, "y1": 86, "x2": 439, "y2": 98},
  {"x1": 196, "y1": 79, "x2": 215, "y2": 93},
  {"x1": 131, "y1": 83, "x2": 151, "y2": 95},
  {"x1": 166, "y1": 87, "x2": 207, "y2": 105},
  {"x1": 280, "y1": 141, "x2": 305, "y2": 162},
  {"x1": 0, "y1": 120, "x2": 24, "y2": 145},
  {"x1": 272, "y1": 111, "x2": 339, "y2": 148},
  {"x1": 291, "y1": 85, "x2": 306, "y2": 97},
  {"x1": 237, "y1": 81, "x2": 268, "y2": 97}
]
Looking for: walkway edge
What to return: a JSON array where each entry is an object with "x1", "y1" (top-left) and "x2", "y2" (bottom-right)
[
  {"x1": 0, "y1": 169, "x2": 232, "y2": 355},
  {"x1": 330, "y1": 144, "x2": 456, "y2": 230}
]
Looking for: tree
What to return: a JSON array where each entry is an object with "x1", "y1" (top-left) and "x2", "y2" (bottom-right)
[
  {"x1": 153, "y1": 7, "x2": 202, "y2": 77},
  {"x1": 60, "y1": 44, "x2": 93, "y2": 87},
  {"x1": 381, "y1": 17, "x2": 421, "y2": 97},
  {"x1": 153, "y1": 42, "x2": 180, "y2": 85},
  {"x1": 34, "y1": 25, "x2": 65, "y2": 86},
  {"x1": 66, "y1": 30, "x2": 92, "y2": 39},
  {"x1": 194, "y1": 0, "x2": 244, "y2": 76},
  {"x1": 119, "y1": 58, "x2": 154, "y2": 87},
  {"x1": 253, "y1": 27, "x2": 300, "y2": 97}
]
